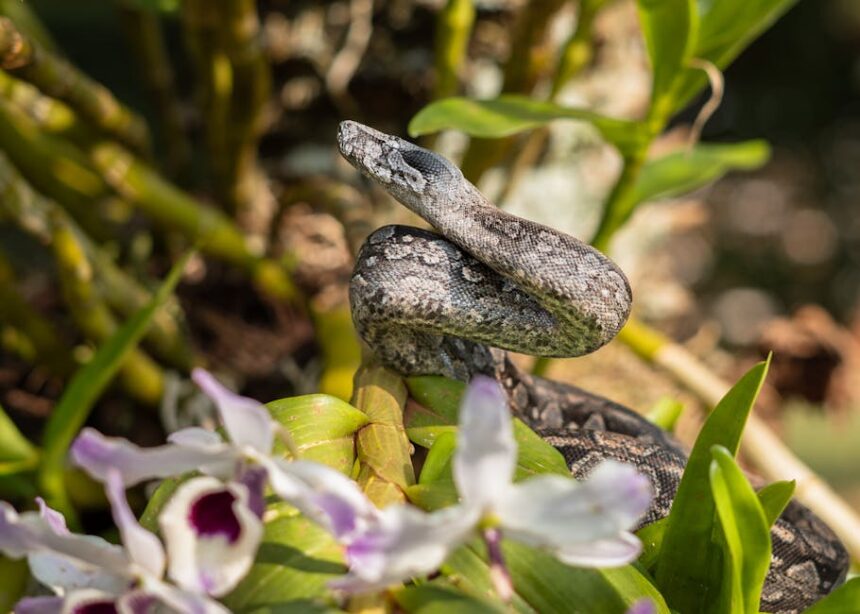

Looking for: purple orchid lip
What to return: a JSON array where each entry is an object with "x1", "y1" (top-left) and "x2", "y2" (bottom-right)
[
  {"x1": 73, "y1": 601, "x2": 118, "y2": 614},
  {"x1": 189, "y1": 491, "x2": 242, "y2": 544}
]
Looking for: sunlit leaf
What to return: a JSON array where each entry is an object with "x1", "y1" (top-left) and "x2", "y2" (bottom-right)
[
  {"x1": 637, "y1": 0, "x2": 698, "y2": 119},
  {"x1": 395, "y1": 582, "x2": 507, "y2": 613},
  {"x1": 419, "y1": 431, "x2": 456, "y2": 484},
  {"x1": 37, "y1": 252, "x2": 191, "y2": 522},
  {"x1": 672, "y1": 0, "x2": 799, "y2": 112},
  {"x1": 645, "y1": 397, "x2": 684, "y2": 432},
  {"x1": 222, "y1": 506, "x2": 345, "y2": 611},
  {"x1": 0, "y1": 402, "x2": 37, "y2": 466},
  {"x1": 267, "y1": 394, "x2": 369, "y2": 474},
  {"x1": 653, "y1": 358, "x2": 770, "y2": 612},
  {"x1": 756, "y1": 480, "x2": 795, "y2": 527},
  {"x1": 804, "y1": 577, "x2": 860, "y2": 614},
  {"x1": 709, "y1": 445, "x2": 771, "y2": 614},
  {"x1": 632, "y1": 140, "x2": 770, "y2": 204},
  {"x1": 408, "y1": 96, "x2": 648, "y2": 153},
  {"x1": 405, "y1": 376, "x2": 569, "y2": 478}
]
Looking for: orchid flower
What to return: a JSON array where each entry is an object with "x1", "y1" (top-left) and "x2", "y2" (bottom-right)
[
  {"x1": 0, "y1": 471, "x2": 228, "y2": 614},
  {"x1": 316, "y1": 376, "x2": 652, "y2": 595}
]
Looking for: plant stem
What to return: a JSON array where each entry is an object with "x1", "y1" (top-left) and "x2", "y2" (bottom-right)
[
  {"x1": 116, "y1": 2, "x2": 191, "y2": 179},
  {"x1": 434, "y1": 0, "x2": 475, "y2": 101},
  {"x1": 0, "y1": 153, "x2": 195, "y2": 369},
  {"x1": 351, "y1": 362, "x2": 415, "y2": 507},
  {"x1": 0, "y1": 17, "x2": 150, "y2": 154},
  {"x1": 181, "y1": 0, "x2": 271, "y2": 216},
  {"x1": 618, "y1": 317, "x2": 860, "y2": 563},
  {"x1": 52, "y1": 223, "x2": 165, "y2": 407},
  {"x1": 590, "y1": 148, "x2": 648, "y2": 251}
]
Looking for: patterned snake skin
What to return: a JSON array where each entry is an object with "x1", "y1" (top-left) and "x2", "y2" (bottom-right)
[{"x1": 337, "y1": 120, "x2": 849, "y2": 612}]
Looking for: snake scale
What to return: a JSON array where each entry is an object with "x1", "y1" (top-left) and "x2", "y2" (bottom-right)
[{"x1": 337, "y1": 120, "x2": 849, "y2": 612}]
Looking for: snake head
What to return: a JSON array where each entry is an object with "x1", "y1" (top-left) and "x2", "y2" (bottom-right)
[{"x1": 337, "y1": 120, "x2": 464, "y2": 209}]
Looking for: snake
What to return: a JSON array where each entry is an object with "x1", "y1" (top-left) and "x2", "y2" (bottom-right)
[{"x1": 336, "y1": 120, "x2": 850, "y2": 613}]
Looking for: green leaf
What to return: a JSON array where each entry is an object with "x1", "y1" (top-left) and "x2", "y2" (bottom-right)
[
  {"x1": 267, "y1": 394, "x2": 369, "y2": 474},
  {"x1": 671, "y1": 0, "x2": 799, "y2": 112},
  {"x1": 405, "y1": 376, "x2": 569, "y2": 478},
  {"x1": 756, "y1": 480, "x2": 795, "y2": 528},
  {"x1": 121, "y1": 0, "x2": 180, "y2": 13},
  {"x1": 405, "y1": 481, "x2": 459, "y2": 510},
  {"x1": 709, "y1": 446, "x2": 771, "y2": 614},
  {"x1": 37, "y1": 252, "x2": 192, "y2": 522},
  {"x1": 408, "y1": 96, "x2": 648, "y2": 154},
  {"x1": 637, "y1": 0, "x2": 698, "y2": 119},
  {"x1": 645, "y1": 397, "x2": 684, "y2": 432},
  {"x1": 419, "y1": 431, "x2": 457, "y2": 484},
  {"x1": 653, "y1": 358, "x2": 771, "y2": 613},
  {"x1": 222, "y1": 506, "x2": 345, "y2": 611},
  {"x1": 632, "y1": 140, "x2": 770, "y2": 205},
  {"x1": 244, "y1": 603, "x2": 344, "y2": 614},
  {"x1": 441, "y1": 546, "x2": 535, "y2": 613},
  {"x1": 0, "y1": 555, "x2": 28, "y2": 612},
  {"x1": 395, "y1": 583, "x2": 507, "y2": 614},
  {"x1": 502, "y1": 541, "x2": 669, "y2": 614},
  {"x1": 0, "y1": 402, "x2": 37, "y2": 466},
  {"x1": 804, "y1": 577, "x2": 860, "y2": 614}
]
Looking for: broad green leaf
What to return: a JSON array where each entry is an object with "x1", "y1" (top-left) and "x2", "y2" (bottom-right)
[
  {"x1": 405, "y1": 376, "x2": 569, "y2": 478},
  {"x1": 405, "y1": 481, "x2": 459, "y2": 510},
  {"x1": 37, "y1": 252, "x2": 191, "y2": 521},
  {"x1": 0, "y1": 402, "x2": 37, "y2": 465},
  {"x1": 756, "y1": 480, "x2": 795, "y2": 528},
  {"x1": 645, "y1": 397, "x2": 684, "y2": 432},
  {"x1": 222, "y1": 506, "x2": 344, "y2": 612},
  {"x1": 442, "y1": 546, "x2": 535, "y2": 614},
  {"x1": 408, "y1": 96, "x2": 648, "y2": 154},
  {"x1": 671, "y1": 0, "x2": 798, "y2": 112},
  {"x1": 245, "y1": 603, "x2": 344, "y2": 614},
  {"x1": 501, "y1": 541, "x2": 669, "y2": 614},
  {"x1": 636, "y1": 480, "x2": 794, "y2": 574},
  {"x1": 267, "y1": 395, "x2": 369, "y2": 474},
  {"x1": 804, "y1": 577, "x2": 860, "y2": 614},
  {"x1": 632, "y1": 141, "x2": 770, "y2": 205},
  {"x1": 419, "y1": 431, "x2": 457, "y2": 484},
  {"x1": 395, "y1": 582, "x2": 507, "y2": 614},
  {"x1": 637, "y1": 0, "x2": 698, "y2": 120},
  {"x1": 709, "y1": 446, "x2": 771, "y2": 614},
  {"x1": 654, "y1": 358, "x2": 770, "y2": 613}
]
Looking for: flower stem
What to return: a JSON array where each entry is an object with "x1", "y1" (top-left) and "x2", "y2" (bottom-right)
[{"x1": 483, "y1": 527, "x2": 513, "y2": 603}]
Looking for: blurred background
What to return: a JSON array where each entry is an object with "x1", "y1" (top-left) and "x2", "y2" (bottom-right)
[{"x1": 0, "y1": 0, "x2": 858, "y2": 517}]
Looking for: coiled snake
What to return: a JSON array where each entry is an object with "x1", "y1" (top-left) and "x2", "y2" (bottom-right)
[{"x1": 337, "y1": 120, "x2": 849, "y2": 612}]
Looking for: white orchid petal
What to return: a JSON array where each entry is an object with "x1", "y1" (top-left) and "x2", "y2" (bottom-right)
[
  {"x1": 13, "y1": 597, "x2": 63, "y2": 614},
  {"x1": 499, "y1": 461, "x2": 651, "y2": 549},
  {"x1": 28, "y1": 547, "x2": 127, "y2": 593},
  {"x1": 167, "y1": 427, "x2": 224, "y2": 449},
  {"x1": 116, "y1": 590, "x2": 157, "y2": 614},
  {"x1": 142, "y1": 578, "x2": 231, "y2": 614},
  {"x1": 329, "y1": 504, "x2": 476, "y2": 594},
  {"x1": 71, "y1": 428, "x2": 234, "y2": 487},
  {"x1": 35, "y1": 498, "x2": 68, "y2": 536},
  {"x1": 553, "y1": 532, "x2": 642, "y2": 568},
  {"x1": 105, "y1": 470, "x2": 166, "y2": 579},
  {"x1": 58, "y1": 589, "x2": 118, "y2": 614},
  {"x1": 453, "y1": 376, "x2": 516, "y2": 510},
  {"x1": 192, "y1": 369, "x2": 274, "y2": 454},
  {"x1": 160, "y1": 477, "x2": 263, "y2": 597}
]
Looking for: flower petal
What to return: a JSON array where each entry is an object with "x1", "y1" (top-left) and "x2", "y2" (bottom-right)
[
  {"x1": 329, "y1": 504, "x2": 476, "y2": 594},
  {"x1": 140, "y1": 579, "x2": 231, "y2": 614},
  {"x1": 192, "y1": 369, "x2": 274, "y2": 454},
  {"x1": 159, "y1": 477, "x2": 263, "y2": 597},
  {"x1": 28, "y1": 547, "x2": 127, "y2": 594},
  {"x1": 36, "y1": 498, "x2": 68, "y2": 536},
  {"x1": 553, "y1": 532, "x2": 642, "y2": 568},
  {"x1": 13, "y1": 597, "x2": 63, "y2": 614},
  {"x1": 453, "y1": 376, "x2": 516, "y2": 511},
  {"x1": 499, "y1": 461, "x2": 651, "y2": 549},
  {"x1": 105, "y1": 470, "x2": 166, "y2": 578},
  {"x1": 167, "y1": 427, "x2": 224, "y2": 449},
  {"x1": 72, "y1": 428, "x2": 234, "y2": 487},
  {"x1": 57, "y1": 589, "x2": 118, "y2": 614}
]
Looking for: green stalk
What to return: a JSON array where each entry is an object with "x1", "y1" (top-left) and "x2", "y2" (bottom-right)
[
  {"x1": 351, "y1": 363, "x2": 415, "y2": 507},
  {"x1": 0, "y1": 247, "x2": 73, "y2": 375},
  {"x1": 0, "y1": 17, "x2": 150, "y2": 154},
  {"x1": 181, "y1": 0, "x2": 270, "y2": 215},
  {"x1": 590, "y1": 148, "x2": 649, "y2": 251},
  {"x1": 0, "y1": 154, "x2": 194, "y2": 369},
  {"x1": 52, "y1": 222, "x2": 165, "y2": 407},
  {"x1": 116, "y1": 2, "x2": 191, "y2": 178},
  {"x1": 433, "y1": 0, "x2": 475, "y2": 101}
]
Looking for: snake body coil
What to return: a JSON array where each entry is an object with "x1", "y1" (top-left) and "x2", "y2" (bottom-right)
[{"x1": 337, "y1": 120, "x2": 849, "y2": 612}]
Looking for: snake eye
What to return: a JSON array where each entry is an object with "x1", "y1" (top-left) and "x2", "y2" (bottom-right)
[{"x1": 401, "y1": 148, "x2": 455, "y2": 179}]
